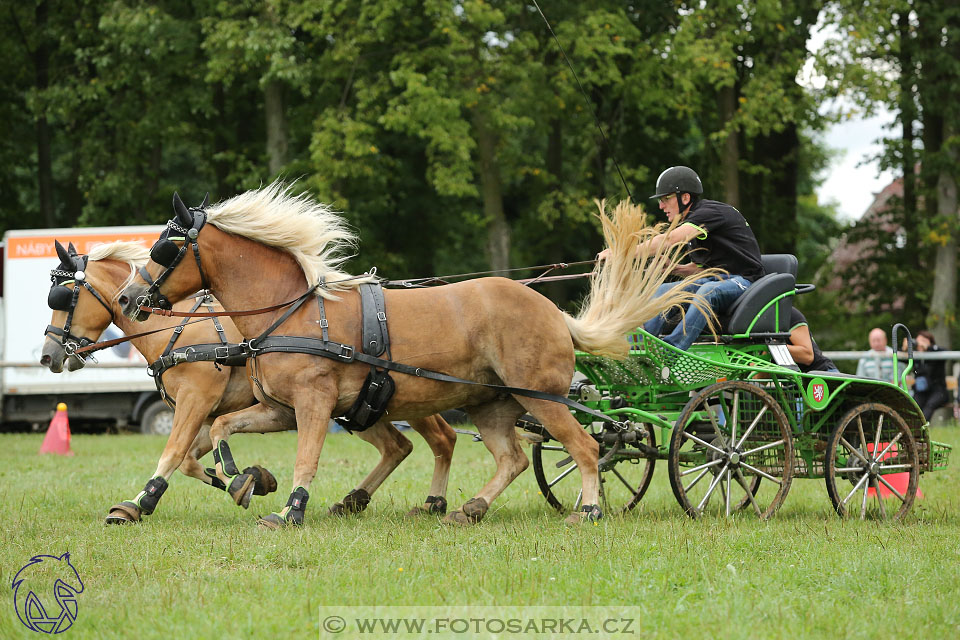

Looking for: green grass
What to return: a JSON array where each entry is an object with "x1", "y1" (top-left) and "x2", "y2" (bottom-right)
[{"x1": 1, "y1": 425, "x2": 959, "y2": 639}]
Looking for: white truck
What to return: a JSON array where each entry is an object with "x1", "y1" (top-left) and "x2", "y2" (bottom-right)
[{"x1": 0, "y1": 226, "x2": 176, "y2": 433}]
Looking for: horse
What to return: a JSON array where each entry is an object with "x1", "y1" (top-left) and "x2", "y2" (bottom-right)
[
  {"x1": 118, "y1": 182, "x2": 708, "y2": 527},
  {"x1": 41, "y1": 240, "x2": 457, "y2": 523}
]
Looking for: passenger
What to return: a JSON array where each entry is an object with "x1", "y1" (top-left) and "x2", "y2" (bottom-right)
[
  {"x1": 786, "y1": 308, "x2": 838, "y2": 373},
  {"x1": 855, "y1": 327, "x2": 895, "y2": 383},
  {"x1": 904, "y1": 330, "x2": 950, "y2": 421},
  {"x1": 599, "y1": 166, "x2": 764, "y2": 351}
]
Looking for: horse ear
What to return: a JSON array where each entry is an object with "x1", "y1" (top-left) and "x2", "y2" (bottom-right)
[
  {"x1": 67, "y1": 242, "x2": 78, "y2": 256},
  {"x1": 198, "y1": 192, "x2": 209, "y2": 209},
  {"x1": 55, "y1": 240, "x2": 72, "y2": 266},
  {"x1": 172, "y1": 192, "x2": 192, "y2": 226}
]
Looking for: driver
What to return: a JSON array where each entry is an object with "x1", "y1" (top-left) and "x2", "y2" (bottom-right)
[{"x1": 600, "y1": 166, "x2": 764, "y2": 350}]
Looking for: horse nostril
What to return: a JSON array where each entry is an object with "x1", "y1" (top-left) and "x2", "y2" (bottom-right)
[
  {"x1": 118, "y1": 295, "x2": 129, "y2": 306},
  {"x1": 40, "y1": 355, "x2": 52, "y2": 366}
]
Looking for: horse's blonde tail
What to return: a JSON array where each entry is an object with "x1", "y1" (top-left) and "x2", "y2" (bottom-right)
[{"x1": 563, "y1": 199, "x2": 722, "y2": 359}]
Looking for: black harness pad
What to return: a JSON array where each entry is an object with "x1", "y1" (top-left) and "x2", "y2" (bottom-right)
[
  {"x1": 336, "y1": 282, "x2": 395, "y2": 432},
  {"x1": 337, "y1": 368, "x2": 396, "y2": 431}
]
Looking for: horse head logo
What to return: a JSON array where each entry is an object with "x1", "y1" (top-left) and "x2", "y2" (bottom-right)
[{"x1": 12, "y1": 552, "x2": 84, "y2": 634}]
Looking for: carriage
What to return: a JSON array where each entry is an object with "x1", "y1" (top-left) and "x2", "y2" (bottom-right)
[{"x1": 526, "y1": 254, "x2": 953, "y2": 520}]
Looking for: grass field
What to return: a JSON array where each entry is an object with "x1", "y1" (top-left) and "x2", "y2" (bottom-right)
[{"x1": 2, "y1": 424, "x2": 959, "y2": 639}]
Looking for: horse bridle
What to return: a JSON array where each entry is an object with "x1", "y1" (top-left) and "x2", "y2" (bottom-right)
[
  {"x1": 138, "y1": 209, "x2": 210, "y2": 310},
  {"x1": 46, "y1": 254, "x2": 116, "y2": 360}
]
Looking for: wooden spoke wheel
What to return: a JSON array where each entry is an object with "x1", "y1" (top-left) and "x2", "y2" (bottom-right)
[
  {"x1": 669, "y1": 380, "x2": 794, "y2": 519},
  {"x1": 825, "y1": 403, "x2": 918, "y2": 521},
  {"x1": 532, "y1": 424, "x2": 657, "y2": 515}
]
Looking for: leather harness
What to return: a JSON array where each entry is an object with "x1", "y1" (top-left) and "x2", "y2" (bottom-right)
[{"x1": 147, "y1": 294, "x2": 248, "y2": 407}]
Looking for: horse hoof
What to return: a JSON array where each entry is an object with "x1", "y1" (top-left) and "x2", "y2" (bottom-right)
[
  {"x1": 257, "y1": 513, "x2": 287, "y2": 530},
  {"x1": 441, "y1": 510, "x2": 474, "y2": 526},
  {"x1": 405, "y1": 505, "x2": 431, "y2": 517},
  {"x1": 564, "y1": 504, "x2": 603, "y2": 526},
  {"x1": 228, "y1": 474, "x2": 256, "y2": 509},
  {"x1": 328, "y1": 488, "x2": 371, "y2": 516},
  {"x1": 244, "y1": 465, "x2": 278, "y2": 496},
  {"x1": 442, "y1": 498, "x2": 488, "y2": 525},
  {"x1": 106, "y1": 502, "x2": 141, "y2": 525},
  {"x1": 404, "y1": 495, "x2": 447, "y2": 517}
]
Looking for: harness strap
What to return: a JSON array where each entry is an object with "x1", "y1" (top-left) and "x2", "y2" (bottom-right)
[
  {"x1": 248, "y1": 283, "x2": 323, "y2": 347},
  {"x1": 246, "y1": 335, "x2": 623, "y2": 427},
  {"x1": 358, "y1": 282, "x2": 390, "y2": 358},
  {"x1": 147, "y1": 343, "x2": 249, "y2": 378}
]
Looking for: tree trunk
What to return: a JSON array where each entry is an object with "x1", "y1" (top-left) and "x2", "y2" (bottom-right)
[
  {"x1": 264, "y1": 79, "x2": 288, "y2": 175},
  {"x1": 718, "y1": 84, "x2": 740, "y2": 209},
  {"x1": 34, "y1": 1, "x2": 54, "y2": 226},
  {"x1": 927, "y1": 119, "x2": 958, "y2": 349},
  {"x1": 897, "y1": 10, "x2": 925, "y2": 319},
  {"x1": 473, "y1": 109, "x2": 509, "y2": 273}
]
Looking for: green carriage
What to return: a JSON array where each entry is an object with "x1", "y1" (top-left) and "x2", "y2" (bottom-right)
[{"x1": 527, "y1": 254, "x2": 952, "y2": 520}]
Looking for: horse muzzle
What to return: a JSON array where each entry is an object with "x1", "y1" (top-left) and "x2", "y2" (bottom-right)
[{"x1": 118, "y1": 284, "x2": 161, "y2": 321}]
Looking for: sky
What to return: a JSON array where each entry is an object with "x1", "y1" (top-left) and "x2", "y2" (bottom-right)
[
  {"x1": 817, "y1": 109, "x2": 896, "y2": 222},
  {"x1": 803, "y1": 22, "x2": 897, "y2": 223}
]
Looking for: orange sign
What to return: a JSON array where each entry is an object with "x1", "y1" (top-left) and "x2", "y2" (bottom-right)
[{"x1": 6, "y1": 233, "x2": 158, "y2": 259}]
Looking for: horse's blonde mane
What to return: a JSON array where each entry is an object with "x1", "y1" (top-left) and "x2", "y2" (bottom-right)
[
  {"x1": 88, "y1": 241, "x2": 150, "y2": 266},
  {"x1": 87, "y1": 241, "x2": 150, "y2": 302},
  {"x1": 206, "y1": 181, "x2": 370, "y2": 298}
]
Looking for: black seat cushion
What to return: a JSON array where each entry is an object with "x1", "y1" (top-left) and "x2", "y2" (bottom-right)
[
  {"x1": 761, "y1": 254, "x2": 798, "y2": 278},
  {"x1": 720, "y1": 272, "x2": 795, "y2": 334},
  {"x1": 662, "y1": 253, "x2": 799, "y2": 338}
]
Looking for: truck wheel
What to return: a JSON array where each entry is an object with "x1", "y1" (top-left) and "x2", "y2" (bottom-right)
[{"x1": 140, "y1": 400, "x2": 174, "y2": 435}]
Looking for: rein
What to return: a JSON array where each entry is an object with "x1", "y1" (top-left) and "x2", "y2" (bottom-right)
[{"x1": 74, "y1": 261, "x2": 594, "y2": 356}]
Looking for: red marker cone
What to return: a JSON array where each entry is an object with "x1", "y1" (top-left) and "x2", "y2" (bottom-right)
[
  {"x1": 866, "y1": 441, "x2": 922, "y2": 500},
  {"x1": 39, "y1": 402, "x2": 74, "y2": 456}
]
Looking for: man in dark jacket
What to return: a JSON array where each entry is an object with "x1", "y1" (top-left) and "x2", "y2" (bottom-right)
[{"x1": 602, "y1": 166, "x2": 765, "y2": 351}]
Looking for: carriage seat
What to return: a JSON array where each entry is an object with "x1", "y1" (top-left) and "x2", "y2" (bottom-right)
[{"x1": 717, "y1": 254, "x2": 798, "y2": 336}]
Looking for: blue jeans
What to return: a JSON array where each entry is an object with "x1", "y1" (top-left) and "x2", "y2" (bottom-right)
[{"x1": 643, "y1": 276, "x2": 751, "y2": 351}]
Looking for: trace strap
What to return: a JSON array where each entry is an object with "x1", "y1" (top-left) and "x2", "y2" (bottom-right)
[{"x1": 240, "y1": 334, "x2": 626, "y2": 429}]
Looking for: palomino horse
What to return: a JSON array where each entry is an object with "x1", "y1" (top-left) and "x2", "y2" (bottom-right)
[
  {"x1": 119, "y1": 183, "x2": 708, "y2": 527},
  {"x1": 42, "y1": 240, "x2": 457, "y2": 523}
]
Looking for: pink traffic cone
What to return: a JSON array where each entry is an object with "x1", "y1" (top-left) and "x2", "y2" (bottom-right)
[
  {"x1": 39, "y1": 403, "x2": 74, "y2": 456},
  {"x1": 866, "y1": 441, "x2": 922, "y2": 499}
]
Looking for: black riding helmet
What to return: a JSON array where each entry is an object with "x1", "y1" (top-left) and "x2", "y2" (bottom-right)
[
  {"x1": 650, "y1": 166, "x2": 703, "y2": 216},
  {"x1": 650, "y1": 166, "x2": 703, "y2": 201}
]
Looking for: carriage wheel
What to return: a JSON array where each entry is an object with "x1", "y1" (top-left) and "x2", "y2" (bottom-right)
[
  {"x1": 532, "y1": 425, "x2": 657, "y2": 515},
  {"x1": 825, "y1": 403, "x2": 918, "y2": 521},
  {"x1": 669, "y1": 380, "x2": 794, "y2": 519}
]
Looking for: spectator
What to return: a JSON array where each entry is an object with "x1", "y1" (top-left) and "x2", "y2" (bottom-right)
[
  {"x1": 907, "y1": 330, "x2": 950, "y2": 422},
  {"x1": 855, "y1": 327, "x2": 895, "y2": 383},
  {"x1": 786, "y1": 308, "x2": 837, "y2": 373}
]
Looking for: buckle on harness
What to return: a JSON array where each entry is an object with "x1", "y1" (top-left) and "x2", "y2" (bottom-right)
[
  {"x1": 215, "y1": 345, "x2": 231, "y2": 360},
  {"x1": 376, "y1": 311, "x2": 386, "y2": 322},
  {"x1": 338, "y1": 345, "x2": 354, "y2": 361}
]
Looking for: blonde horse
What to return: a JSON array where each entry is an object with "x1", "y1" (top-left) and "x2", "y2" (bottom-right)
[
  {"x1": 42, "y1": 240, "x2": 457, "y2": 523},
  {"x1": 119, "y1": 183, "x2": 709, "y2": 527}
]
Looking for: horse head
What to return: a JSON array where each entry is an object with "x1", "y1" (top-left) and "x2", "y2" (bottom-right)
[
  {"x1": 41, "y1": 241, "x2": 137, "y2": 372},
  {"x1": 119, "y1": 192, "x2": 209, "y2": 321}
]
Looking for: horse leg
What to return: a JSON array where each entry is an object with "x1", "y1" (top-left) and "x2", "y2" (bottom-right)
[
  {"x1": 518, "y1": 397, "x2": 601, "y2": 524},
  {"x1": 329, "y1": 420, "x2": 413, "y2": 516},
  {"x1": 405, "y1": 414, "x2": 457, "y2": 516},
  {"x1": 106, "y1": 396, "x2": 211, "y2": 525},
  {"x1": 258, "y1": 394, "x2": 336, "y2": 529},
  {"x1": 183, "y1": 420, "x2": 281, "y2": 497},
  {"x1": 208, "y1": 403, "x2": 294, "y2": 509},
  {"x1": 443, "y1": 400, "x2": 528, "y2": 525}
]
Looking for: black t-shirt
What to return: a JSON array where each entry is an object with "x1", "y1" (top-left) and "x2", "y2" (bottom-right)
[
  {"x1": 912, "y1": 343, "x2": 948, "y2": 393},
  {"x1": 788, "y1": 308, "x2": 836, "y2": 373},
  {"x1": 682, "y1": 199, "x2": 765, "y2": 282}
]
